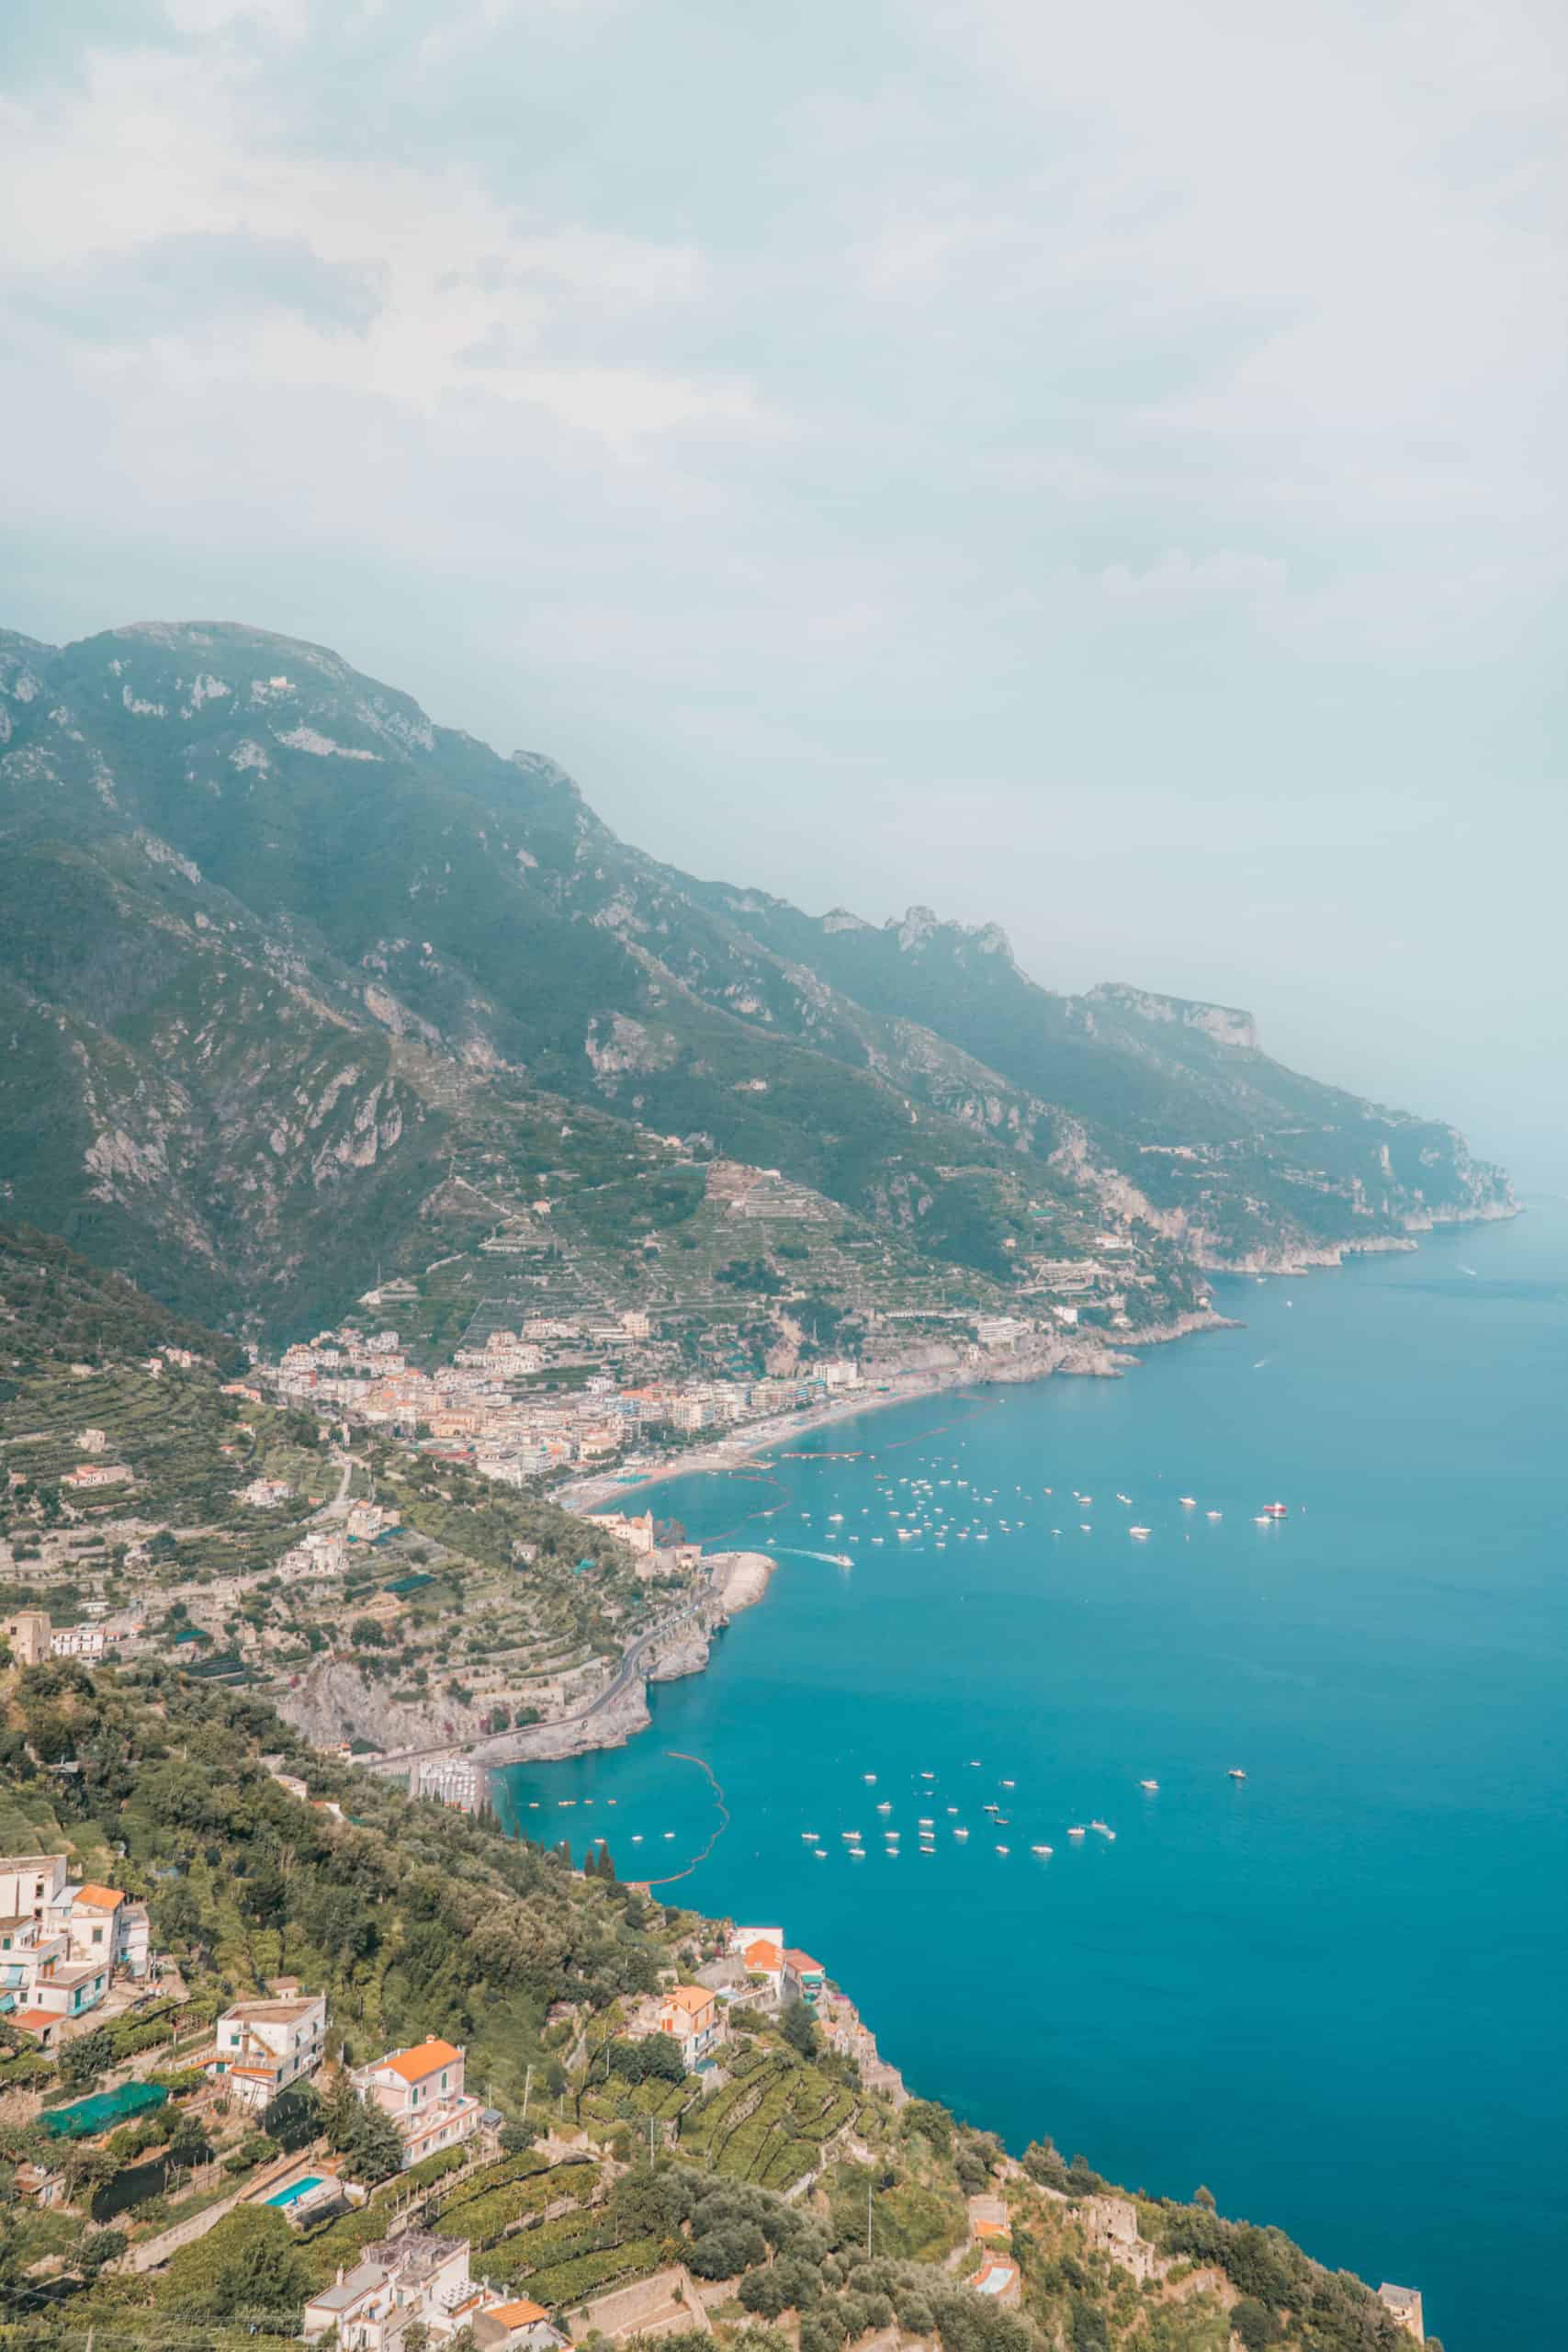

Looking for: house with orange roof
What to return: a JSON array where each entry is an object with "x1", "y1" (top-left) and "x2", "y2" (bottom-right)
[
  {"x1": 781, "y1": 1948, "x2": 825, "y2": 2004},
  {"x1": 1, "y1": 1854, "x2": 148, "y2": 1997},
  {"x1": 8, "y1": 2007, "x2": 62, "y2": 2049},
  {"x1": 735, "y1": 1936, "x2": 790, "y2": 2004},
  {"x1": 351, "y1": 2036, "x2": 484, "y2": 2167},
  {"x1": 64, "y1": 1881, "x2": 151, "y2": 1979},
  {"x1": 655, "y1": 1984, "x2": 725, "y2": 2070},
  {"x1": 474, "y1": 2295, "x2": 566, "y2": 2350}
]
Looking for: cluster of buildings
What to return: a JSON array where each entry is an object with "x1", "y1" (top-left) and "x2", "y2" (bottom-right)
[
  {"x1": 623, "y1": 1922, "x2": 829, "y2": 2076},
  {"x1": 303, "y1": 2233, "x2": 562, "y2": 2351},
  {"x1": 206, "y1": 1974, "x2": 484, "y2": 2181},
  {"x1": 266, "y1": 1317, "x2": 867, "y2": 1487},
  {"x1": 4, "y1": 1607, "x2": 111, "y2": 1666},
  {"x1": 0, "y1": 1852, "x2": 150, "y2": 2045}
]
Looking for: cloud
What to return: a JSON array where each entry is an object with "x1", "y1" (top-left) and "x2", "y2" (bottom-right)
[
  {"x1": 11, "y1": 231, "x2": 384, "y2": 342},
  {"x1": 0, "y1": 32, "x2": 762, "y2": 441}
]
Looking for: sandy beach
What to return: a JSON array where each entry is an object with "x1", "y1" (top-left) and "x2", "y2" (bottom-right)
[
  {"x1": 555, "y1": 1369, "x2": 977, "y2": 1512},
  {"x1": 558, "y1": 1309, "x2": 1233, "y2": 1516}
]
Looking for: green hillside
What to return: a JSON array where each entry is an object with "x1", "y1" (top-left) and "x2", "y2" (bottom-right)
[{"x1": 0, "y1": 1661, "x2": 1422, "y2": 2352}]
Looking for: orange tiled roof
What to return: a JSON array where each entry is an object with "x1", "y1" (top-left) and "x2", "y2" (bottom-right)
[
  {"x1": 743, "y1": 1939, "x2": 784, "y2": 1971},
  {"x1": 11, "y1": 2009, "x2": 57, "y2": 2033},
  {"x1": 492, "y1": 2300, "x2": 551, "y2": 2326},
  {"x1": 73, "y1": 1884, "x2": 126, "y2": 1911},
  {"x1": 381, "y1": 2036, "x2": 461, "y2": 2082},
  {"x1": 782, "y1": 1949, "x2": 822, "y2": 1973},
  {"x1": 661, "y1": 1984, "x2": 712, "y2": 2015},
  {"x1": 973, "y1": 2218, "x2": 1010, "y2": 2242}
]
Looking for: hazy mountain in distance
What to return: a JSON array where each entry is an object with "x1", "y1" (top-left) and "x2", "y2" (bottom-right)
[{"x1": 0, "y1": 619, "x2": 1511, "y2": 1332}]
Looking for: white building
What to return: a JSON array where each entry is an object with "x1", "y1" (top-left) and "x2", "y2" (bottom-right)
[
  {"x1": 241, "y1": 1476, "x2": 292, "y2": 1508},
  {"x1": 302, "y1": 2232, "x2": 485, "y2": 2348},
  {"x1": 51, "y1": 1624, "x2": 107, "y2": 1661},
  {"x1": 209, "y1": 1989, "x2": 328, "y2": 2111},
  {"x1": 0, "y1": 1856, "x2": 150, "y2": 1994}
]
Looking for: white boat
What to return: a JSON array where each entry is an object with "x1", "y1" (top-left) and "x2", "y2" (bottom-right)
[
  {"x1": 1179, "y1": 1496, "x2": 1197, "y2": 1507},
  {"x1": 1067, "y1": 1826, "x2": 1086, "y2": 1838},
  {"x1": 1138, "y1": 1780, "x2": 1158, "y2": 1792},
  {"x1": 995, "y1": 1844, "x2": 1010, "y2": 1856},
  {"x1": 663, "y1": 1831, "x2": 675, "y2": 1839},
  {"x1": 801, "y1": 1829, "x2": 818, "y2": 1839},
  {"x1": 954, "y1": 1826, "x2": 970, "y2": 1840},
  {"x1": 1090, "y1": 1818, "x2": 1110, "y2": 1832},
  {"x1": 1228, "y1": 1768, "x2": 1247, "y2": 1781},
  {"x1": 841, "y1": 1827, "x2": 862, "y2": 1838},
  {"x1": 863, "y1": 1772, "x2": 877, "y2": 1783},
  {"x1": 631, "y1": 1834, "x2": 643, "y2": 1842},
  {"x1": 1001, "y1": 1778, "x2": 1015, "y2": 1788},
  {"x1": 1031, "y1": 1843, "x2": 1053, "y2": 1856},
  {"x1": 1206, "y1": 1510, "x2": 1222, "y2": 1521},
  {"x1": 918, "y1": 1817, "x2": 934, "y2": 1828},
  {"x1": 1130, "y1": 1525, "x2": 1151, "y2": 1539},
  {"x1": 875, "y1": 1800, "x2": 892, "y2": 1813}
]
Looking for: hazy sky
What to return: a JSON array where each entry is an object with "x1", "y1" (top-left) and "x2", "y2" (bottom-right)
[{"x1": 4, "y1": 1, "x2": 1565, "y2": 1181}]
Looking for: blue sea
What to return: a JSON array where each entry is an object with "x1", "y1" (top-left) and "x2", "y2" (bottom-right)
[{"x1": 498, "y1": 1202, "x2": 1568, "y2": 2352}]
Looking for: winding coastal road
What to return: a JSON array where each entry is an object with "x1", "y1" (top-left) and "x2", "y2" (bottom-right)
[{"x1": 359, "y1": 1589, "x2": 718, "y2": 1778}]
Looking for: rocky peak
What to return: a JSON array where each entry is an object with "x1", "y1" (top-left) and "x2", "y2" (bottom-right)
[{"x1": 1087, "y1": 982, "x2": 1259, "y2": 1052}]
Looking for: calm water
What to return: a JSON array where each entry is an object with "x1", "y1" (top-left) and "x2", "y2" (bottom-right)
[{"x1": 500, "y1": 1204, "x2": 1568, "y2": 2352}]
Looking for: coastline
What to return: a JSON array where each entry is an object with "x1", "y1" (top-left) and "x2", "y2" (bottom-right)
[
  {"x1": 477, "y1": 1306, "x2": 1238, "y2": 1778},
  {"x1": 556, "y1": 1306, "x2": 1235, "y2": 1515}
]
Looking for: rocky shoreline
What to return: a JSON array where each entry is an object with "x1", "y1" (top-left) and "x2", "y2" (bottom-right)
[{"x1": 468, "y1": 1550, "x2": 778, "y2": 1775}]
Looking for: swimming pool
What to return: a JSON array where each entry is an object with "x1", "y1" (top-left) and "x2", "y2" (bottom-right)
[{"x1": 265, "y1": 2174, "x2": 324, "y2": 2209}]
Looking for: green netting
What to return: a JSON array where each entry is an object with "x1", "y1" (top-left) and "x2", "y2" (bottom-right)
[{"x1": 42, "y1": 2080, "x2": 168, "y2": 2137}]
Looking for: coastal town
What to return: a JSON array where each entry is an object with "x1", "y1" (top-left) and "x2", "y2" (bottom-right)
[{"x1": 0, "y1": 1174, "x2": 1223, "y2": 1794}]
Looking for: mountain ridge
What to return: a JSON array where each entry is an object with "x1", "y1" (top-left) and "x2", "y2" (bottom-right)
[{"x1": 0, "y1": 617, "x2": 1511, "y2": 1336}]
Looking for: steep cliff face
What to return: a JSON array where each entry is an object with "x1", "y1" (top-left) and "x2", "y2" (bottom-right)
[
  {"x1": 0, "y1": 616, "x2": 1512, "y2": 1330},
  {"x1": 1083, "y1": 982, "x2": 1260, "y2": 1052}
]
